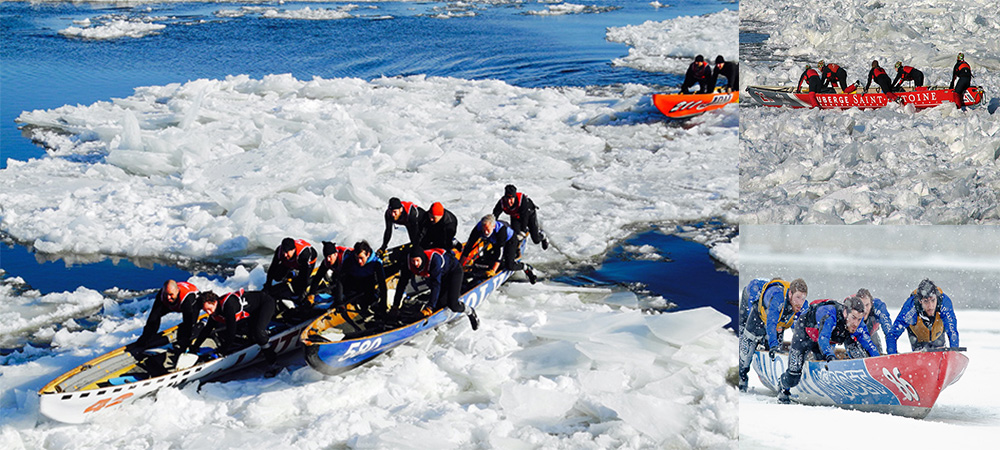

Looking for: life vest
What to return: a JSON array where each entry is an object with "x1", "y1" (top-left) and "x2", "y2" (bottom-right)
[
  {"x1": 756, "y1": 279, "x2": 796, "y2": 330},
  {"x1": 802, "y1": 68, "x2": 819, "y2": 81},
  {"x1": 909, "y1": 312, "x2": 945, "y2": 343},
  {"x1": 501, "y1": 192, "x2": 524, "y2": 219},
  {"x1": 283, "y1": 239, "x2": 317, "y2": 269},
  {"x1": 392, "y1": 201, "x2": 419, "y2": 225},
  {"x1": 955, "y1": 61, "x2": 971, "y2": 76},
  {"x1": 823, "y1": 64, "x2": 843, "y2": 82},
  {"x1": 825, "y1": 63, "x2": 841, "y2": 73},
  {"x1": 872, "y1": 67, "x2": 887, "y2": 78},
  {"x1": 901, "y1": 66, "x2": 915, "y2": 77},
  {"x1": 408, "y1": 248, "x2": 446, "y2": 278},
  {"x1": 211, "y1": 289, "x2": 249, "y2": 323},
  {"x1": 161, "y1": 281, "x2": 198, "y2": 313},
  {"x1": 803, "y1": 300, "x2": 851, "y2": 344}
]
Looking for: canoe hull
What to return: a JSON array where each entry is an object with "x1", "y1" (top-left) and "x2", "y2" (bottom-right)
[
  {"x1": 751, "y1": 349, "x2": 969, "y2": 419},
  {"x1": 652, "y1": 91, "x2": 738, "y2": 119},
  {"x1": 745, "y1": 85, "x2": 984, "y2": 110}
]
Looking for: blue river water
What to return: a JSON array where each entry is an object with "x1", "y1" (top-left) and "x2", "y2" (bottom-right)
[{"x1": 1, "y1": 1, "x2": 737, "y2": 324}]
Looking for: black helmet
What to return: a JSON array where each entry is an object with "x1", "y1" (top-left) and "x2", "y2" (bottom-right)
[
  {"x1": 917, "y1": 279, "x2": 938, "y2": 299},
  {"x1": 715, "y1": 55, "x2": 725, "y2": 64},
  {"x1": 280, "y1": 237, "x2": 296, "y2": 253},
  {"x1": 388, "y1": 197, "x2": 402, "y2": 210},
  {"x1": 504, "y1": 184, "x2": 517, "y2": 197},
  {"x1": 322, "y1": 241, "x2": 337, "y2": 257},
  {"x1": 695, "y1": 55, "x2": 704, "y2": 63},
  {"x1": 409, "y1": 245, "x2": 426, "y2": 260}
]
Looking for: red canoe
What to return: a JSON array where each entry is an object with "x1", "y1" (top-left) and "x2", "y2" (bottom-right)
[
  {"x1": 652, "y1": 90, "x2": 738, "y2": 119},
  {"x1": 746, "y1": 85, "x2": 984, "y2": 110}
]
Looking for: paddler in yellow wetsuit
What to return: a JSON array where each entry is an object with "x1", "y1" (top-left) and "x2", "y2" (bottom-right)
[
  {"x1": 737, "y1": 278, "x2": 809, "y2": 391},
  {"x1": 885, "y1": 279, "x2": 960, "y2": 354}
]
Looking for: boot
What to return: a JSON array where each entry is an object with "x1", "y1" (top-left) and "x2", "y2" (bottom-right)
[
  {"x1": 261, "y1": 346, "x2": 277, "y2": 366},
  {"x1": 777, "y1": 389, "x2": 791, "y2": 404},
  {"x1": 524, "y1": 267, "x2": 537, "y2": 285},
  {"x1": 467, "y1": 307, "x2": 480, "y2": 331},
  {"x1": 738, "y1": 374, "x2": 748, "y2": 392}
]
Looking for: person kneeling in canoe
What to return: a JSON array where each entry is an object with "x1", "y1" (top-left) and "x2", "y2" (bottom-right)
[
  {"x1": 864, "y1": 60, "x2": 895, "y2": 98},
  {"x1": 193, "y1": 289, "x2": 277, "y2": 365},
  {"x1": 712, "y1": 55, "x2": 738, "y2": 92},
  {"x1": 885, "y1": 279, "x2": 959, "y2": 354},
  {"x1": 846, "y1": 288, "x2": 892, "y2": 357},
  {"x1": 131, "y1": 279, "x2": 201, "y2": 354},
  {"x1": 737, "y1": 278, "x2": 809, "y2": 391},
  {"x1": 460, "y1": 214, "x2": 537, "y2": 284},
  {"x1": 892, "y1": 61, "x2": 924, "y2": 90},
  {"x1": 680, "y1": 55, "x2": 713, "y2": 94},
  {"x1": 263, "y1": 237, "x2": 317, "y2": 308},
  {"x1": 795, "y1": 64, "x2": 826, "y2": 95},
  {"x1": 335, "y1": 240, "x2": 390, "y2": 322},
  {"x1": 419, "y1": 202, "x2": 459, "y2": 251},
  {"x1": 818, "y1": 60, "x2": 850, "y2": 92},
  {"x1": 777, "y1": 296, "x2": 867, "y2": 403},
  {"x1": 395, "y1": 246, "x2": 479, "y2": 329}
]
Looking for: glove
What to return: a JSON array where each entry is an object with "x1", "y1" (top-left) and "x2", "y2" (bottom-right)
[
  {"x1": 768, "y1": 349, "x2": 776, "y2": 361},
  {"x1": 485, "y1": 268, "x2": 498, "y2": 277},
  {"x1": 825, "y1": 354, "x2": 837, "y2": 362},
  {"x1": 376, "y1": 248, "x2": 388, "y2": 259}
]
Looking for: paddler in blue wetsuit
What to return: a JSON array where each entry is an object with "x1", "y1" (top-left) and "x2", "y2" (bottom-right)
[
  {"x1": 885, "y1": 279, "x2": 959, "y2": 354},
  {"x1": 394, "y1": 246, "x2": 479, "y2": 329},
  {"x1": 777, "y1": 296, "x2": 867, "y2": 403},
  {"x1": 844, "y1": 288, "x2": 893, "y2": 358},
  {"x1": 737, "y1": 278, "x2": 809, "y2": 391},
  {"x1": 459, "y1": 214, "x2": 537, "y2": 284}
]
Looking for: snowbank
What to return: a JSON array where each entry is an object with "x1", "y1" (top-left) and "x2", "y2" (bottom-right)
[{"x1": 607, "y1": 9, "x2": 738, "y2": 74}]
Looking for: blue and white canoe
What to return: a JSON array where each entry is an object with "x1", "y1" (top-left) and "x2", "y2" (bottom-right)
[
  {"x1": 301, "y1": 268, "x2": 514, "y2": 375},
  {"x1": 751, "y1": 348, "x2": 969, "y2": 419}
]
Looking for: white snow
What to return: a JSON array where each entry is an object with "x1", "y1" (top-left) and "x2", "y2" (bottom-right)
[
  {"x1": 59, "y1": 17, "x2": 166, "y2": 40},
  {"x1": 5, "y1": 74, "x2": 737, "y2": 264},
  {"x1": 523, "y1": 3, "x2": 619, "y2": 16},
  {"x1": 607, "y1": 9, "x2": 738, "y2": 74},
  {"x1": 740, "y1": 0, "x2": 1000, "y2": 224}
]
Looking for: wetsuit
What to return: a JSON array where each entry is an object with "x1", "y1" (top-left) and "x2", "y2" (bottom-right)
[
  {"x1": 821, "y1": 63, "x2": 848, "y2": 91},
  {"x1": 796, "y1": 68, "x2": 824, "y2": 93},
  {"x1": 460, "y1": 220, "x2": 523, "y2": 272},
  {"x1": 135, "y1": 282, "x2": 201, "y2": 353},
  {"x1": 309, "y1": 246, "x2": 351, "y2": 296},
  {"x1": 865, "y1": 66, "x2": 894, "y2": 95},
  {"x1": 394, "y1": 249, "x2": 465, "y2": 313},
  {"x1": 892, "y1": 66, "x2": 924, "y2": 89},
  {"x1": 737, "y1": 279, "x2": 809, "y2": 386},
  {"x1": 336, "y1": 251, "x2": 389, "y2": 319},
  {"x1": 885, "y1": 289, "x2": 959, "y2": 354},
  {"x1": 418, "y1": 208, "x2": 458, "y2": 251},
  {"x1": 950, "y1": 60, "x2": 972, "y2": 108},
  {"x1": 779, "y1": 300, "x2": 860, "y2": 394},
  {"x1": 194, "y1": 289, "x2": 276, "y2": 354},
  {"x1": 712, "y1": 61, "x2": 739, "y2": 91},
  {"x1": 492, "y1": 192, "x2": 544, "y2": 246},
  {"x1": 380, "y1": 201, "x2": 426, "y2": 251},
  {"x1": 681, "y1": 61, "x2": 713, "y2": 94},
  {"x1": 264, "y1": 239, "x2": 317, "y2": 301}
]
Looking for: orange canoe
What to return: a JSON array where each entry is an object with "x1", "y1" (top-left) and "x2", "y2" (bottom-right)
[{"x1": 652, "y1": 90, "x2": 739, "y2": 119}]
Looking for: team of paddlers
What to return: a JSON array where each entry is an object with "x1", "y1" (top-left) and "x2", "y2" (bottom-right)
[
  {"x1": 737, "y1": 277, "x2": 960, "y2": 403},
  {"x1": 130, "y1": 184, "x2": 548, "y2": 368}
]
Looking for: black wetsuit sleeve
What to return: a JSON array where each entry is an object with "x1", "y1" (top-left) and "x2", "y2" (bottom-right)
[
  {"x1": 264, "y1": 247, "x2": 281, "y2": 287},
  {"x1": 406, "y1": 209, "x2": 424, "y2": 244},
  {"x1": 492, "y1": 199, "x2": 504, "y2": 218},
  {"x1": 797, "y1": 70, "x2": 807, "y2": 92},
  {"x1": 374, "y1": 263, "x2": 388, "y2": 310},
  {"x1": 136, "y1": 293, "x2": 169, "y2": 347},
  {"x1": 219, "y1": 301, "x2": 239, "y2": 352},
  {"x1": 393, "y1": 267, "x2": 413, "y2": 308},
  {"x1": 192, "y1": 318, "x2": 216, "y2": 350},
  {"x1": 381, "y1": 210, "x2": 394, "y2": 251},
  {"x1": 865, "y1": 69, "x2": 874, "y2": 90},
  {"x1": 443, "y1": 212, "x2": 457, "y2": 243},
  {"x1": 175, "y1": 295, "x2": 201, "y2": 353},
  {"x1": 892, "y1": 69, "x2": 903, "y2": 87},
  {"x1": 292, "y1": 248, "x2": 315, "y2": 297}
]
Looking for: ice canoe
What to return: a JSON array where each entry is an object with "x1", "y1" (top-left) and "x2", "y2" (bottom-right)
[
  {"x1": 652, "y1": 90, "x2": 738, "y2": 119},
  {"x1": 751, "y1": 348, "x2": 969, "y2": 419},
  {"x1": 301, "y1": 241, "x2": 523, "y2": 376},
  {"x1": 37, "y1": 302, "x2": 333, "y2": 424},
  {"x1": 745, "y1": 85, "x2": 983, "y2": 110}
]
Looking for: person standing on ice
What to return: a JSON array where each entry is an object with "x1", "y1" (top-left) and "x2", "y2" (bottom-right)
[
  {"x1": 795, "y1": 64, "x2": 824, "y2": 94},
  {"x1": 680, "y1": 55, "x2": 713, "y2": 94},
  {"x1": 891, "y1": 61, "x2": 924, "y2": 90},
  {"x1": 711, "y1": 55, "x2": 739, "y2": 92},
  {"x1": 418, "y1": 202, "x2": 459, "y2": 251},
  {"x1": 133, "y1": 279, "x2": 201, "y2": 353},
  {"x1": 885, "y1": 279, "x2": 960, "y2": 354},
  {"x1": 950, "y1": 53, "x2": 973, "y2": 109},
  {"x1": 193, "y1": 289, "x2": 278, "y2": 365},
  {"x1": 737, "y1": 278, "x2": 809, "y2": 392},
  {"x1": 394, "y1": 246, "x2": 479, "y2": 329},
  {"x1": 380, "y1": 197, "x2": 426, "y2": 254},
  {"x1": 864, "y1": 60, "x2": 895, "y2": 97},
  {"x1": 263, "y1": 237, "x2": 317, "y2": 307},
  {"x1": 818, "y1": 60, "x2": 850, "y2": 92},
  {"x1": 492, "y1": 184, "x2": 548, "y2": 251},
  {"x1": 460, "y1": 214, "x2": 537, "y2": 284},
  {"x1": 777, "y1": 296, "x2": 867, "y2": 403}
]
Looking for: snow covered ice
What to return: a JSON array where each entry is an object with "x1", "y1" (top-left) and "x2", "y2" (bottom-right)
[
  {"x1": 0, "y1": 4, "x2": 739, "y2": 447},
  {"x1": 740, "y1": 0, "x2": 1000, "y2": 225},
  {"x1": 608, "y1": 9, "x2": 738, "y2": 75}
]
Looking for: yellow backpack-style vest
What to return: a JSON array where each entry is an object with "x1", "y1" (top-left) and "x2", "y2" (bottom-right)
[{"x1": 756, "y1": 279, "x2": 794, "y2": 330}]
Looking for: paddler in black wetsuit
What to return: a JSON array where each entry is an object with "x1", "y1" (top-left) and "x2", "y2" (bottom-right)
[
  {"x1": 795, "y1": 64, "x2": 823, "y2": 94},
  {"x1": 418, "y1": 202, "x2": 459, "y2": 251},
  {"x1": 680, "y1": 55, "x2": 713, "y2": 94},
  {"x1": 491, "y1": 184, "x2": 548, "y2": 251},
  {"x1": 263, "y1": 237, "x2": 317, "y2": 306},
  {"x1": 892, "y1": 61, "x2": 924, "y2": 90},
  {"x1": 950, "y1": 53, "x2": 973, "y2": 109},
  {"x1": 711, "y1": 55, "x2": 739, "y2": 92},
  {"x1": 818, "y1": 60, "x2": 849, "y2": 92},
  {"x1": 864, "y1": 60, "x2": 895, "y2": 98},
  {"x1": 132, "y1": 279, "x2": 201, "y2": 353},
  {"x1": 193, "y1": 289, "x2": 278, "y2": 364},
  {"x1": 335, "y1": 240, "x2": 390, "y2": 321}
]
